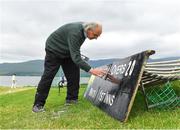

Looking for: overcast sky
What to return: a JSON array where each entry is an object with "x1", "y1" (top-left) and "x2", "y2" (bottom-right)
[{"x1": 0, "y1": 0, "x2": 180, "y2": 63}]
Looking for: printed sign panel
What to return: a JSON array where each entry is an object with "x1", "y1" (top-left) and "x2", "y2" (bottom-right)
[{"x1": 84, "y1": 50, "x2": 155, "y2": 122}]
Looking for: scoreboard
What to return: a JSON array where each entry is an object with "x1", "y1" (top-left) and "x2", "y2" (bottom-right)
[{"x1": 84, "y1": 50, "x2": 155, "y2": 122}]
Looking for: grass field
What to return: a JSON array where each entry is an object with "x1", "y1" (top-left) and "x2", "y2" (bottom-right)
[{"x1": 0, "y1": 81, "x2": 179, "y2": 129}]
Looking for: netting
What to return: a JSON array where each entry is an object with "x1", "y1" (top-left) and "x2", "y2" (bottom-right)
[{"x1": 146, "y1": 81, "x2": 180, "y2": 109}]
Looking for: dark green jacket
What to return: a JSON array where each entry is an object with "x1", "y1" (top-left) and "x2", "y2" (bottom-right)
[{"x1": 45, "y1": 22, "x2": 91, "y2": 72}]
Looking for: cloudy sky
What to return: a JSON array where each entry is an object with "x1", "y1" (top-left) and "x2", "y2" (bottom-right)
[{"x1": 0, "y1": 0, "x2": 180, "y2": 63}]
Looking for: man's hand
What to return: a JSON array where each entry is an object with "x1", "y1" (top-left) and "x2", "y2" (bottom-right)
[{"x1": 89, "y1": 68, "x2": 107, "y2": 77}]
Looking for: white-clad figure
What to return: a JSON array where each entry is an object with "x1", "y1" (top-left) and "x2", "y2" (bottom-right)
[{"x1": 11, "y1": 74, "x2": 16, "y2": 88}]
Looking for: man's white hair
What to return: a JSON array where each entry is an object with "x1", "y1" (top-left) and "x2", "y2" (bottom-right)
[{"x1": 83, "y1": 22, "x2": 101, "y2": 31}]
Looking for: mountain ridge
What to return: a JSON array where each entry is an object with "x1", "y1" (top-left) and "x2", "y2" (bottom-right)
[{"x1": 0, "y1": 57, "x2": 179, "y2": 76}]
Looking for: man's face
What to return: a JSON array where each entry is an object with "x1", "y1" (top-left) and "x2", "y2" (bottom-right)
[{"x1": 87, "y1": 26, "x2": 102, "y2": 40}]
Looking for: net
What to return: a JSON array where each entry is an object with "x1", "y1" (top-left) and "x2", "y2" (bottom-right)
[{"x1": 146, "y1": 81, "x2": 179, "y2": 109}]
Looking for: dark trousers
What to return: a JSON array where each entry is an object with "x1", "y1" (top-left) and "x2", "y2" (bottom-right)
[{"x1": 33, "y1": 50, "x2": 80, "y2": 106}]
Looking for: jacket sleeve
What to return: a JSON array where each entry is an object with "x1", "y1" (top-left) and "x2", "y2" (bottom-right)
[{"x1": 68, "y1": 33, "x2": 91, "y2": 72}]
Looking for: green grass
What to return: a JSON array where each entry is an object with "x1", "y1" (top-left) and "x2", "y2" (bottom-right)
[
  {"x1": 0, "y1": 87, "x2": 33, "y2": 95},
  {"x1": 0, "y1": 81, "x2": 180, "y2": 129}
]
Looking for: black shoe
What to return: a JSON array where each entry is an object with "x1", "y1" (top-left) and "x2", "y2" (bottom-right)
[
  {"x1": 65, "y1": 99, "x2": 78, "y2": 106},
  {"x1": 32, "y1": 105, "x2": 45, "y2": 113}
]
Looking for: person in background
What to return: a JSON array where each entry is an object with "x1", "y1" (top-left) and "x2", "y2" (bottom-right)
[
  {"x1": 32, "y1": 22, "x2": 107, "y2": 113},
  {"x1": 58, "y1": 74, "x2": 66, "y2": 88},
  {"x1": 11, "y1": 74, "x2": 16, "y2": 88},
  {"x1": 58, "y1": 75, "x2": 66, "y2": 95}
]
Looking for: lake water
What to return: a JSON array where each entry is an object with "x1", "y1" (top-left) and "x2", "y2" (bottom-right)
[{"x1": 0, "y1": 76, "x2": 90, "y2": 87}]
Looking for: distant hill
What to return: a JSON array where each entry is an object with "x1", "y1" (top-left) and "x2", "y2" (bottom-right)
[
  {"x1": 0, "y1": 57, "x2": 179, "y2": 76},
  {"x1": 148, "y1": 56, "x2": 180, "y2": 62},
  {"x1": 0, "y1": 60, "x2": 44, "y2": 76},
  {"x1": 0, "y1": 59, "x2": 118, "y2": 77}
]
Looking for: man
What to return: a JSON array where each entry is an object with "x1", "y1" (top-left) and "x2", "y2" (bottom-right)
[
  {"x1": 32, "y1": 22, "x2": 106, "y2": 112},
  {"x1": 11, "y1": 74, "x2": 16, "y2": 88}
]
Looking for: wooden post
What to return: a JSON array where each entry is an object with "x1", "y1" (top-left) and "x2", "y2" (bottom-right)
[{"x1": 140, "y1": 81, "x2": 149, "y2": 110}]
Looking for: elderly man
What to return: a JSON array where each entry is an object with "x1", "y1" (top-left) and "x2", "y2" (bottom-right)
[{"x1": 32, "y1": 22, "x2": 106, "y2": 112}]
